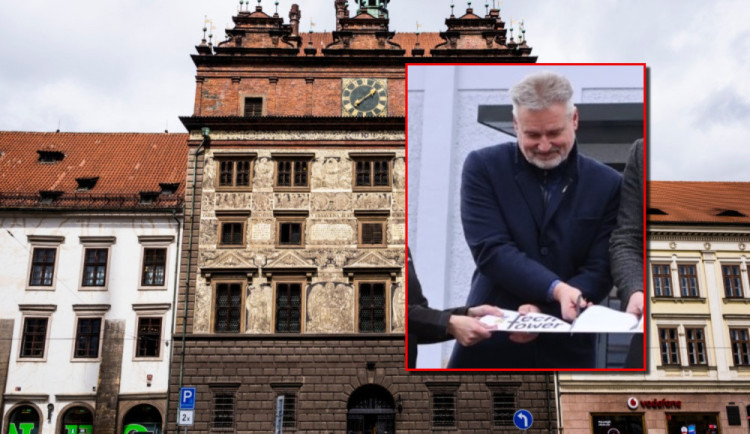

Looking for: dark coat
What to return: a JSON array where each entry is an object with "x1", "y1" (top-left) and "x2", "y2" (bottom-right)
[
  {"x1": 407, "y1": 248, "x2": 467, "y2": 369},
  {"x1": 447, "y1": 143, "x2": 621, "y2": 369}
]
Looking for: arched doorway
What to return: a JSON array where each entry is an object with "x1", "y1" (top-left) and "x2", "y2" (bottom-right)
[
  {"x1": 60, "y1": 406, "x2": 93, "y2": 434},
  {"x1": 122, "y1": 404, "x2": 162, "y2": 434},
  {"x1": 7, "y1": 404, "x2": 41, "y2": 434},
  {"x1": 346, "y1": 385, "x2": 396, "y2": 434}
]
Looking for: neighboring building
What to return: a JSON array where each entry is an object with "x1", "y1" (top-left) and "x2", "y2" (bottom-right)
[
  {"x1": 0, "y1": 132, "x2": 186, "y2": 434},
  {"x1": 558, "y1": 181, "x2": 750, "y2": 434},
  {"x1": 168, "y1": 1, "x2": 555, "y2": 433}
]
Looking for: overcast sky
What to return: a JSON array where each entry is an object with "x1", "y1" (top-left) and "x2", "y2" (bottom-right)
[{"x1": 1, "y1": 0, "x2": 749, "y2": 181}]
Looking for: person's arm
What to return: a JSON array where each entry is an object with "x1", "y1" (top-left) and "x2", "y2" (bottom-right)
[{"x1": 609, "y1": 139, "x2": 644, "y2": 316}]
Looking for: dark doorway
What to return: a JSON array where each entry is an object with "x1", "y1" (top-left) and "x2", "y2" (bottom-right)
[
  {"x1": 61, "y1": 406, "x2": 93, "y2": 434},
  {"x1": 122, "y1": 404, "x2": 162, "y2": 434}
]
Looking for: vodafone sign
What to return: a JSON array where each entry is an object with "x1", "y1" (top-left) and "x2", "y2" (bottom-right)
[
  {"x1": 627, "y1": 397, "x2": 682, "y2": 410},
  {"x1": 627, "y1": 397, "x2": 639, "y2": 410}
]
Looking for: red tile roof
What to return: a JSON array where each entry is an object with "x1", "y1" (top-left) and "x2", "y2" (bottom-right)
[
  {"x1": 649, "y1": 181, "x2": 750, "y2": 224},
  {"x1": 0, "y1": 132, "x2": 188, "y2": 210}
]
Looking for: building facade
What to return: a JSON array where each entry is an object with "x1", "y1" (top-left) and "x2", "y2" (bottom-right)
[
  {"x1": 558, "y1": 181, "x2": 750, "y2": 434},
  {"x1": 167, "y1": 1, "x2": 555, "y2": 433},
  {"x1": 0, "y1": 132, "x2": 186, "y2": 434}
]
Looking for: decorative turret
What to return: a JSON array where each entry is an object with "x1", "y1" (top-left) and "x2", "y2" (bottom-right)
[
  {"x1": 356, "y1": 0, "x2": 390, "y2": 19},
  {"x1": 430, "y1": 1, "x2": 533, "y2": 59}
]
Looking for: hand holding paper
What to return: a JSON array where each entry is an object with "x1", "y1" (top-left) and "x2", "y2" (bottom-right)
[{"x1": 479, "y1": 305, "x2": 643, "y2": 334}]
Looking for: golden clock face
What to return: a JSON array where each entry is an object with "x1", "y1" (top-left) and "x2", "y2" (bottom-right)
[{"x1": 342, "y1": 78, "x2": 387, "y2": 117}]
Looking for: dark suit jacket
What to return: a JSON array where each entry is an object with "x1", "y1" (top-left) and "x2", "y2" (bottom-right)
[
  {"x1": 407, "y1": 248, "x2": 467, "y2": 368},
  {"x1": 448, "y1": 143, "x2": 621, "y2": 369}
]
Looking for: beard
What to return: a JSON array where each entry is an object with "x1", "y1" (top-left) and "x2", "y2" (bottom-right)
[{"x1": 521, "y1": 146, "x2": 570, "y2": 169}]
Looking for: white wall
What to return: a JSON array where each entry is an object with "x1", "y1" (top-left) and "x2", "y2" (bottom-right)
[
  {"x1": 407, "y1": 64, "x2": 644, "y2": 368},
  {"x1": 0, "y1": 213, "x2": 180, "y2": 433}
]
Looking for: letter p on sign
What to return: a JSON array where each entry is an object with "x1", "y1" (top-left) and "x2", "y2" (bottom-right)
[{"x1": 180, "y1": 387, "x2": 196, "y2": 410}]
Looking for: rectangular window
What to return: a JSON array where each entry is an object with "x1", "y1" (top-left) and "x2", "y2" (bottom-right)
[
  {"x1": 244, "y1": 97, "x2": 263, "y2": 117},
  {"x1": 279, "y1": 222, "x2": 302, "y2": 246},
  {"x1": 652, "y1": 264, "x2": 673, "y2": 297},
  {"x1": 354, "y1": 159, "x2": 391, "y2": 189},
  {"x1": 722, "y1": 265, "x2": 744, "y2": 298},
  {"x1": 359, "y1": 220, "x2": 386, "y2": 247},
  {"x1": 281, "y1": 394, "x2": 296, "y2": 429},
  {"x1": 136, "y1": 317, "x2": 162, "y2": 358},
  {"x1": 729, "y1": 328, "x2": 750, "y2": 366},
  {"x1": 275, "y1": 282, "x2": 302, "y2": 333},
  {"x1": 214, "y1": 282, "x2": 242, "y2": 333},
  {"x1": 275, "y1": 214, "x2": 307, "y2": 248},
  {"x1": 658, "y1": 327, "x2": 680, "y2": 365},
  {"x1": 29, "y1": 248, "x2": 56, "y2": 287},
  {"x1": 219, "y1": 221, "x2": 245, "y2": 247},
  {"x1": 74, "y1": 318, "x2": 101, "y2": 359},
  {"x1": 141, "y1": 248, "x2": 167, "y2": 286},
  {"x1": 678, "y1": 264, "x2": 699, "y2": 297},
  {"x1": 493, "y1": 393, "x2": 516, "y2": 427},
  {"x1": 216, "y1": 158, "x2": 253, "y2": 190},
  {"x1": 276, "y1": 160, "x2": 309, "y2": 189},
  {"x1": 20, "y1": 317, "x2": 48, "y2": 358},
  {"x1": 358, "y1": 281, "x2": 387, "y2": 333},
  {"x1": 81, "y1": 248, "x2": 108, "y2": 287},
  {"x1": 685, "y1": 327, "x2": 707, "y2": 365},
  {"x1": 212, "y1": 391, "x2": 235, "y2": 429},
  {"x1": 431, "y1": 393, "x2": 456, "y2": 428}
]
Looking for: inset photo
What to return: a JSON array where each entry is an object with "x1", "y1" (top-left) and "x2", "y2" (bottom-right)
[{"x1": 406, "y1": 63, "x2": 646, "y2": 371}]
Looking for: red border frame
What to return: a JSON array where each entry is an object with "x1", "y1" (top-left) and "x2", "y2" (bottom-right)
[{"x1": 404, "y1": 62, "x2": 649, "y2": 372}]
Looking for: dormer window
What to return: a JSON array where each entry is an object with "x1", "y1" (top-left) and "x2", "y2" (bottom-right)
[
  {"x1": 717, "y1": 209, "x2": 746, "y2": 217},
  {"x1": 37, "y1": 150, "x2": 65, "y2": 163},
  {"x1": 139, "y1": 192, "x2": 159, "y2": 205},
  {"x1": 159, "y1": 183, "x2": 179, "y2": 196},
  {"x1": 39, "y1": 191, "x2": 63, "y2": 204},
  {"x1": 76, "y1": 177, "x2": 99, "y2": 191}
]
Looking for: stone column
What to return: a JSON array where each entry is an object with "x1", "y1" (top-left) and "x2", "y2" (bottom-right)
[{"x1": 93, "y1": 319, "x2": 125, "y2": 432}]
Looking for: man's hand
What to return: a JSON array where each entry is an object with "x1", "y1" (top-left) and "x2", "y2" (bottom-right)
[
  {"x1": 510, "y1": 304, "x2": 541, "y2": 344},
  {"x1": 553, "y1": 281, "x2": 590, "y2": 322},
  {"x1": 625, "y1": 291, "x2": 644, "y2": 317},
  {"x1": 447, "y1": 315, "x2": 495, "y2": 347},
  {"x1": 467, "y1": 304, "x2": 504, "y2": 318}
]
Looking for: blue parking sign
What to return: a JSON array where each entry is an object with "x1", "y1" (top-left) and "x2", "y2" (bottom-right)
[
  {"x1": 180, "y1": 387, "x2": 196, "y2": 410},
  {"x1": 514, "y1": 409, "x2": 533, "y2": 430}
]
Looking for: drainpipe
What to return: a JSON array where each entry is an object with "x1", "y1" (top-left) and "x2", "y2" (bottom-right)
[
  {"x1": 165, "y1": 206, "x2": 182, "y2": 430},
  {"x1": 176, "y1": 127, "x2": 210, "y2": 432},
  {"x1": 554, "y1": 372, "x2": 563, "y2": 432}
]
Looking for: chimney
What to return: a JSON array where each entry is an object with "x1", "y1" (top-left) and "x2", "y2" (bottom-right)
[{"x1": 289, "y1": 4, "x2": 301, "y2": 37}]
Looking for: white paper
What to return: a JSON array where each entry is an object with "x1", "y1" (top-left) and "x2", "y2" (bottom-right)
[{"x1": 480, "y1": 305, "x2": 643, "y2": 334}]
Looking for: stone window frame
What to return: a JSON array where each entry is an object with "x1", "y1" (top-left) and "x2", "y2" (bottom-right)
[
  {"x1": 272, "y1": 276, "x2": 307, "y2": 334},
  {"x1": 354, "y1": 275, "x2": 391, "y2": 334},
  {"x1": 213, "y1": 152, "x2": 257, "y2": 192},
  {"x1": 274, "y1": 210, "x2": 308, "y2": 249},
  {"x1": 216, "y1": 210, "x2": 251, "y2": 249},
  {"x1": 355, "y1": 210, "x2": 389, "y2": 248},
  {"x1": 78, "y1": 236, "x2": 115, "y2": 292},
  {"x1": 131, "y1": 303, "x2": 170, "y2": 361},
  {"x1": 486, "y1": 381, "x2": 520, "y2": 429},
  {"x1": 17, "y1": 304, "x2": 56, "y2": 362},
  {"x1": 350, "y1": 152, "x2": 395, "y2": 192},
  {"x1": 210, "y1": 383, "x2": 240, "y2": 431},
  {"x1": 425, "y1": 382, "x2": 459, "y2": 429},
  {"x1": 271, "y1": 383, "x2": 302, "y2": 431},
  {"x1": 272, "y1": 152, "x2": 314, "y2": 192},
  {"x1": 728, "y1": 327, "x2": 750, "y2": 367},
  {"x1": 137, "y1": 235, "x2": 174, "y2": 291},
  {"x1": 70, "y1": 304, "x2": 110, "y2": 362},
  {"x1": 677, "y1": 262, "x2": 701, "y2": 298},
  {"x1": 26, "y1": 235, "x2": 65, "y2": 291},
  {"x1": 241, "y1": 95, "x2": 265, "y2": 117},
  {"x1": 211, "y1": 279, "x2": 247, "y2": 334}
]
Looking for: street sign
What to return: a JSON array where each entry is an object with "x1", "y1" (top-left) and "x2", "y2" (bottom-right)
[
  {"x1": 274, "y1": 395, "x2": 285, "y2": 434},
  {"x1": 514, "y1": 409, "x2": 533, "y2": 430},
  {"x1": 180, "y1": 387, "x2": 196, "y2": 410},
  {"x1": 178, "y1": 410, "x2": 194, "y2": 426}
]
